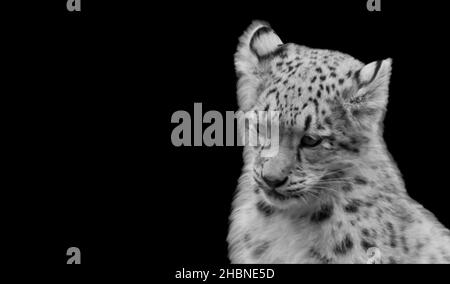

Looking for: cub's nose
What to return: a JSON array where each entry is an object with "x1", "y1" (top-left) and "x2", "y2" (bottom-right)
[{"x1": 262, "y1": 175, "x2": 288, "y2": 189}]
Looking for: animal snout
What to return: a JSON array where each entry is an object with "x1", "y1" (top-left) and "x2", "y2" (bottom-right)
[
  {"x1": 262, "y1": 175, "x2": 289, "y2": 188},
  {"x1": 260, "y1": 146, "x2": 294, "y2": 189}
]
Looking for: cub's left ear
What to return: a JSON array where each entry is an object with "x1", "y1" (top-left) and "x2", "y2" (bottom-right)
[{"x1": 348, "y1": 58, "x2": 392, "y2": 125}]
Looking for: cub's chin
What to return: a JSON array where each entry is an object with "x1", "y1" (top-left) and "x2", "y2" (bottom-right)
[{"x1": 259, "y1": 185, "x2": 320, "y2": 211}]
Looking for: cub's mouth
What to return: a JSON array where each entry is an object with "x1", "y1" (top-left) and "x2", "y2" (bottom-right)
[{"x1": 254, "y1": 176, "x2": 309, "y2": 201}]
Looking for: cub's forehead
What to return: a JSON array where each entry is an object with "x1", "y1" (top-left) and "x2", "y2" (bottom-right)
[
  {"x1": 259, "y1": 44, "x2": 363, "y2": 131},
  {"x1": 270, "y1": 44, "x2": 364, "y2": 79}
]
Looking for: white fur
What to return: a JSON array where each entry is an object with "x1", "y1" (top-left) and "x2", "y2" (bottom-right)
[{"x1": 235, "y1": 21, "x2": 282, "y2": 111}]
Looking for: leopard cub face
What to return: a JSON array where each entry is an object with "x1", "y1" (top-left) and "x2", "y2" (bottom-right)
[{"x1": 236, "y1": 21, "x2": 391, "y2": 209}]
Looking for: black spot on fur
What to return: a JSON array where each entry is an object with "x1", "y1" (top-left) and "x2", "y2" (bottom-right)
[
  {"x1": 344, "y1": 199, "x2": 362, "y2": 213},
  {"x1": 341, "y1": 183, "x2": 353, "y2": 192},
  {"x1": 311, "y1": 203, "x2": 334, "y2": 223},
  {"x1": 354, "y1": 176, "x2": 368, "y2": 185},
  {"x1": 309, "y1": 248, "x2": 332, "y2": 264},
  {"x1": 256, "y1": 200, "x2": 275, "y2": 217},
  {"x1": 386, "y1": 222, "x2": 397, "y2": 248},
  {"x1": 313, "y1": 99, "x2": 319, "y2": 115},
  {"x1": 361, "y1": 239, "x2": 376, "y2": 251},
  {"x1": 334, "y1": 234, "x2": 354, "y2": 255},
  {"x1": 346, "y1": 70, "x2": 353, "y2": 78},
  {"x1": 252, "y1": 241, "x2": 270, "y2": 258},
  {"x1": 361, "y1": 228, "x2": 370, "y2": 237},
  {"x1": 304, "y1": 115, "x2": 312, "y2": 131},
  {"x1": 338, "y1": 142, "x2": 359, "y2": 153},
  {"x1": 401, "y1": 235, "x2": 409, "y2": 254}
]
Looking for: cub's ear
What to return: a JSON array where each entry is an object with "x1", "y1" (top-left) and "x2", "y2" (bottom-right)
[
  {"x1": 235, "y1": 21, "x2": 283, "y2": 111},
  {"x1": 346, "y1": 58, "x2": 392, "y2": 128}
]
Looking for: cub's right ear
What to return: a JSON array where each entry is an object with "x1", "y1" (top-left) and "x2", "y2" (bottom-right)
[{"x1": 235, "y1": 21, "x2": 283, "y2": 111}]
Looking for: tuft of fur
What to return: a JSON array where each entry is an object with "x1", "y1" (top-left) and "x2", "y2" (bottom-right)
[{"x1": 235, "y1": 21, "x2": 283, "y2": 111}]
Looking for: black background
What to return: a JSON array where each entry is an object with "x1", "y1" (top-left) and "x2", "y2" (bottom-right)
[{"x1": 10, "y1": 0, "x2": 450, "y2": 271}]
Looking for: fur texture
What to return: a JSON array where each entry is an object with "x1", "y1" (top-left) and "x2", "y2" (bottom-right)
[{"x1": 227, "y1": 21, "x2": 450, "y2": 264}]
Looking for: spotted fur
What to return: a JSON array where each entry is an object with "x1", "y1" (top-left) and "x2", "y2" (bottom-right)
[{"x1": 227, "y1": 21, "x2": 450, "y2": 264}]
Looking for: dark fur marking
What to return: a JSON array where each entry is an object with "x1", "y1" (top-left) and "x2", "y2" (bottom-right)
[
  {"x1": 386, "y1": 222, "x2": 397, "y2": 248},
  {"x1": 400, "y1": 235, "x2": 409, "y2": 254},
  {"x1": 334, "y1": 234, "x2": 354, "y2": 255},
  {"x1": 310, "y1": 203, "x2": 334, "y2": 223},
  {"x1": 361, "y1": 239, "x2": 376, "y2": 251},
  {"x1": 304, "y1": 115, "x2": 312, "y2": 131},
  {"x1": 344, "y1": 199, "x2": 362, "y2": 213},
  {"x1": 354, "y1": 176, "x2": 368, "y2": 185},
  {"x1": 338, "y1": 142, "x2": 359, "y2": 153},
  {"x1": 313, "y1": 99, "x2": 319, "y2": 115},
  {"x1": 361, "y1": 228, "x2": 370, "y2": 237},
  {"x1": 256, "y1": 200, "x2": 275, "y2": 217},
  {"x1": 346, "y1": 70, "x2": 353, "y2": 78},
  {"x1": 341, "y1": 183, "x2": 353, "y2": 192},
  {"x1": 252, "y1": 241, "x2": 270, "y2": 258},
  {"x1": 309, "y1": 248, "x2": 332, "y2": 264}
]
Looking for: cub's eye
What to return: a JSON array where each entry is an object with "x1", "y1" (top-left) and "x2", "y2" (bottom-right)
[{"x1": 300, "y1": 135, "x2": 323, "y2": 148}]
